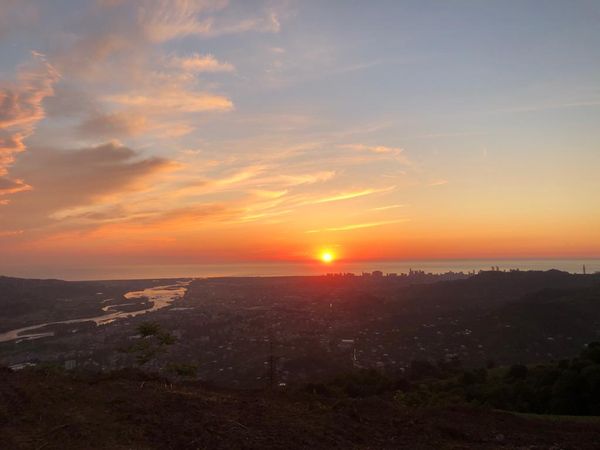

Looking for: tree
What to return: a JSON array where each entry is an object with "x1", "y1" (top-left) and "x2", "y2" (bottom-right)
[{"x1": 126, "y1": 322, "x2": 176, "y2": 366}]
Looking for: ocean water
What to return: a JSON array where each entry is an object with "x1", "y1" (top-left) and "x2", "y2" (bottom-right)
[{"x1": 3, "y1": 259, "x2": 598, "y2": 281}]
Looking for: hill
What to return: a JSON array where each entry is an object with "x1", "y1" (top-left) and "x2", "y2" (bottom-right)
[{"x1": 3, "y1": 367, "x2": 600, "y2": 449}]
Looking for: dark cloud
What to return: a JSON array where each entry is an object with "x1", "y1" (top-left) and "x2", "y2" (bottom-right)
[{"x1": 0, "y1": 142, "x2": 177, "y2": 230}]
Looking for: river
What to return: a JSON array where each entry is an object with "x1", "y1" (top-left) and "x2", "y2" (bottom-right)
[{"x1": 0, "y1": 280, "x2": 189, "y2": 344}]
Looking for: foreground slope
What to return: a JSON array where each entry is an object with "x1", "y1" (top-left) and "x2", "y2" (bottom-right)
[{"x1": 3, "y1": 368, "x2": 600, "y2": 449}]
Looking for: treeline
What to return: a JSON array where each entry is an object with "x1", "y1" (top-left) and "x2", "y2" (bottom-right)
[{"x1": 304, "y1": 343, "x2": 600, "y2": 416}]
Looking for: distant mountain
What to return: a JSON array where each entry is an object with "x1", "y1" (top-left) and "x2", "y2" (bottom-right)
[{"x1": 400, "y1": 270, "x2": 600, "y2": 312}]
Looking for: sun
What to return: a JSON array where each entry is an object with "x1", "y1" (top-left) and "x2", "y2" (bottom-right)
[{"x1": 320, "y1": 251, "x2": 334, "y2": 263}]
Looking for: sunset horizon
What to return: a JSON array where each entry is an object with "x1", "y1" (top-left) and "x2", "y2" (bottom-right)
[
  {"x1": 1, "y1": 0, "x2": 599, "y2": 278},
  {"x1": 4, "y1": 3, "x2": 600, "y2": 446}
]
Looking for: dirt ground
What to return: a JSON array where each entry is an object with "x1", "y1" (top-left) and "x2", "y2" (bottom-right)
[{"x1": 2, "y1": 368, "x2": 600, "y2": 449}]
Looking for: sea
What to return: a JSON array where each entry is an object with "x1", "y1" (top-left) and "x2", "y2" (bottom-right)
[{"x1": 3, "y1": 259, "x2": 599, "y2": 281}]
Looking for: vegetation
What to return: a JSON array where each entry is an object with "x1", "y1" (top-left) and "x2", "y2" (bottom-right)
[
  {"x1": 123, "y1": 322, "x2": 176, "y2": 366},
  {"x1": 304, "y1": 343, "x2": 600, "y2": 417}
]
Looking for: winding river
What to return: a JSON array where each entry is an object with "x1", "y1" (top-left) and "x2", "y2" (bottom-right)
[{"x1": 0, "y1": 280, "x2": 189, "y2": 344}]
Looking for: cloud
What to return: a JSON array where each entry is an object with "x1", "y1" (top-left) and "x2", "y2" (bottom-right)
[
  {"x1": 306, "y1": 219, "x2": 408, "y2": 233},
  {"x1": 272, "y1": 171, "x2": 335, "y2": 186},
  {"x1": 339, "y1": 143, "x2": 411, "y2": 164},
  {"x1": 77, "y1": 111, "x2": 149, "y2": 138},
  {"x1": 429, "y1": 179, "x2": 448, "y2": 186},
  {"x1": 0, "y1": 131, "x2": 26, "y2": 175},
  {"x1": 137, "y1": 0, "x2": 227, "y2": 42},
  {"x1": 341, "y1": 144, "x2": 401, "y2": 154},
  {"x1": 0, "y1": 177, "x2": 31, "y2": 196},
  {"x1": 139, "y1": 203, "x2": 235, "y2": 227},
  {"x1": 0, "y1": 53, "x2": 59, "y2": 203},
  {"x1": 167, "y1": 53, "x2": 234, "y2": 72},
  {"x1": 106, "y1": 90, "x2": 233, "y2": 113},
  {"x1": 370, "y1": 204, "x2": 406, "y2": 211},
  {"x1": 1, "y1": 142, "x2": 178, "y2": 231},
  {"x1": 136, "y1": 0, "x2": 280, "y2": 42},
  {"x1": 0, "y1": 55, "x2": 59, "y2": 130},
  {"x1": 43, "y1": 84, "x2": 99, "y2": 118},
  {"x1": 0, "y1": 229, "x2": 24, "y2": 238},
  {"x1": 310, "y1": 186, "x2": 396, "y2": 205}
]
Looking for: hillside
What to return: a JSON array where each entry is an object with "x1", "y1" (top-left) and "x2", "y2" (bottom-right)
[{"x1": 3, "y1": 368, "x2": 600, "y2": 449}]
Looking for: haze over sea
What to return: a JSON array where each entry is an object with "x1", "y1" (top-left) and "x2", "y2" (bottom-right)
[{"x1": 2, "y1": 259, "x2": 598, "y2": 281}]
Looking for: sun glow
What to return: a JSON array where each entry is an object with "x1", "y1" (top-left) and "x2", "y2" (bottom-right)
[{"x1": 320, "y1": 251, "x2": 334, "y2": 263}]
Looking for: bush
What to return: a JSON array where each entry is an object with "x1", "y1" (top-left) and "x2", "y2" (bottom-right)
[{"x1": 506, "y1": 364, "x2": 528, "y2": 381}]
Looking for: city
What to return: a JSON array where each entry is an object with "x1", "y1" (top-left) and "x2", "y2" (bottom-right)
[{"x1": 3, "y1": 269, "x2": 599, "y2": 390}]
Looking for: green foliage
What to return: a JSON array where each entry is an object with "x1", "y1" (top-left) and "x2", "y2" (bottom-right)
[
  {"x1": 506, "y1": 364, "x2": 528, "y2": 380},
  {"x1": 137, "y1": 322, "x2": 162, "y2": 337},
  {"x1": 437, "y1": 344, "x2": 600, "y2": 415},
  {"x1": 128, "y1": 340, "x2": 160, "y2": 365},
  {"x1": 126, "y1": 322, "x2": 176, "y2": 366},
  {"x1": 303, "y1": 343, "x2": 600, "y2": 416}
]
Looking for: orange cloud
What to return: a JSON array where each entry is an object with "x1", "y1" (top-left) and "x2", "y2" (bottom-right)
[
  {"x1": 0, "y1": 178, "x2": 31, "y2": 196},
  {"x1": 106, "y1": 90, "x2": 233, "y2": 112},
  {"x1": 306, "y1": 219, "x2": 408, "y2": 233},
  {"x1": 339, "y1": 143, "x2": 411, "y2": 165},
  {"x1": 0, "y1": 53, "x2": 59, "y2": 201},
  {"x1": 137, "y1": 0, "x2": 280, "y2": 42},
  {"x1": 311, "y1": 186, "x2": 396, "y2": 204},
  {"x1": 168, "y1": 53, "x2": 234, "y2": 72}
]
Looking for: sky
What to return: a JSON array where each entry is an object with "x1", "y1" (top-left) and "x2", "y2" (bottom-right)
[{"x1": 1, "y1": 0, "x2": 599, "y2": 278}]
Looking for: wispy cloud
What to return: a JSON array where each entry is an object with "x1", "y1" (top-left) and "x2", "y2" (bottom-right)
[
  {"x1": 428, "y1": 179, "x2": 448, "y2": 187},
  {"x1": 339, "y1": 143, "x2": 411, "y2": 165},
  {"x1": 167, "y1": 53, "x2": 234, "y2": 72},
  {"x1": 410, "y1": 131, "x2": 485, "y2": 140},
  {"x1": 370, "y1": 204, "x2": 406, "y2": 211},
  {"x1": 0, "y1": 178, "x2": 31, "y2": 196},
  {"x1": 0, "y1": 52, "x2": 59, "y2": 202},
  {"x1": 105, "y1": 90, "x2": 233, "y2": 112},
  {"x1": 306, "y1": 219, "x2": 408, "y2": 233},
  {"x1": 136, "y1": 0, "x2": 281, "y2": 42},
  {"x1": 0, "y1": 229, "x2": 24, "y2": 238},
  {"x1": 310, "y1": 186, "x2": 396, "y2": 205}
]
